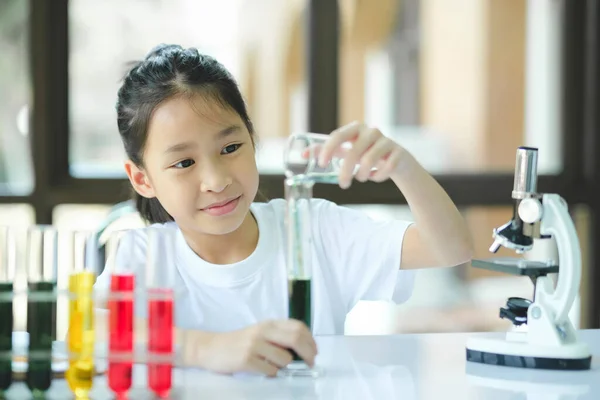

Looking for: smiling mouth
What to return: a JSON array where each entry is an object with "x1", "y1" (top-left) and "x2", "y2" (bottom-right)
[{"x1": 200, "y1": 196, "x2": 242, "y2": 216}]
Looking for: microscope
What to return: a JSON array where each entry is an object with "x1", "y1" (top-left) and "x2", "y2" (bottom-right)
[{"x1": 465, "y1": 147, "x2": 592, "y2": 370}]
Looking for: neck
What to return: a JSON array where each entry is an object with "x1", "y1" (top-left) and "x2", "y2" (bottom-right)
[{"x1": 181, "y1": 211, "x2": 259, "y2": 265}]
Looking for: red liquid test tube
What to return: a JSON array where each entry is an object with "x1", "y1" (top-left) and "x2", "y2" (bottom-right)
[
  {"x1": 148, "y1": 288, "x2": 173, "y2": 398},
  {"x1": 108, "y1": 274, "x2": 135, "y2": 398}
]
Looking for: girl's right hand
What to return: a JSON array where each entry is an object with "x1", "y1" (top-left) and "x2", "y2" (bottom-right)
[{"x1": 189, "y1": 320, "x2": 317, "y2": 377}]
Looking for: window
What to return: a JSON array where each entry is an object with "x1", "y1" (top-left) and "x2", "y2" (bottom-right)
[
  {"x1": 337, "y1": 0, "x2": 563, "y2": 174},
  {"x1": 0, "y1": 0, "x2": 33, "y2": 195},
  {"x1": 68, "y1": 0, "x2": 306, "y2": 178}
]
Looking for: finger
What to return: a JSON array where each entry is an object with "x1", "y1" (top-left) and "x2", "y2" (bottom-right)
[
  {"x1": 318, "y1": 121, "x2": 363, "y2": 167},
  {"x1": 255, "y1": 341, "x2": 293, "y2": 368},
  {"x1": 282, "y1": 322, "x2": 317, "y2": 366},
  {"x1": 280, "y1": 324, "x2": 319, "y2": 357},
  {"x1": 302, "y1": 337, "x2": 318, "y2": 365},
  {"x1": 354, "y1": 137, "x2": 393, "y2": 182},
  {"x1": 370, "y1": 147, "x2": 403, "y2": 182},
  {"x1": 289, "y1": 340, "x2": 316, "y2": 367},
  {"x1": 247, "y1": 356, "x2": 279, "y2": 377},
  {"x1": 338, "y1": 127, "x2": 380, "y2": 188},
  {"x1": 263, "y1": 322, "x2": 317, "y2": 366},
  {"x1": 305, "y1": 333, "x2": 318, "y2": 353},
  {"x1": 277, "y1": 320, "x2": 318, "y2": 351}
]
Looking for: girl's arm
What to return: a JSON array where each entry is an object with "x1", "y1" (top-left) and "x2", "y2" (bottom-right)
[
  {"x1": 318, "y1": 122, "x2": 473, "y2": 270},
  {"x1": 390, "y1": 152, "x2": 472, "y2": 269},
  {"x1": 93, "y1": 308, "x2": 316, "y2": 376}
]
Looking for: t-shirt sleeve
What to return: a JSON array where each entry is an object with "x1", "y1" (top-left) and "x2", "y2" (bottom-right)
[
  {"x1": 312, "y1": 199, "x2": 415, "y2": 312},
  {"x1": 94, "y1": 228, "x2": 148, "y2": 319}
]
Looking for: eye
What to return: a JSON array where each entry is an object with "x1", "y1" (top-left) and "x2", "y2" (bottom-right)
[
  {"x1": 221, "y1": 143, "x2": 242, "y2": 155},
  {"x1": 173, "y1": 159, "x2": 195, "y2": 169}
]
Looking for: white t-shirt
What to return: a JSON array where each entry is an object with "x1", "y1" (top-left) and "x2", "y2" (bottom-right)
[{"x1": 94, "y1": 198, "x2": 415, "y2": 335}]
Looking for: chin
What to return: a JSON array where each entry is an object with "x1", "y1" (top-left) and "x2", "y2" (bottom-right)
[
  {"x1": 192, "y1": 205, "x2": 249, "y2": 236},
  {"x1": 199, "y1": 220, "x2": 245, "y2": 236}
]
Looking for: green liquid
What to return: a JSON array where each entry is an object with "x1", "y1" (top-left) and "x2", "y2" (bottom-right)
[
  {"x1": 288, "y1": 279, "x2": 311, "y2": 361},
  {"x1": 0, "y1": 283, "x2": 13, "y2": 395},
  {"x1": 26, "y1": 282, "x2": 56, "y2": 395}
]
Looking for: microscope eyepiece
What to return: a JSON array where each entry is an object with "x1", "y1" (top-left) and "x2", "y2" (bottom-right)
[{"x1": 512, "y1": 146, "x2": 538, "y2": 199}]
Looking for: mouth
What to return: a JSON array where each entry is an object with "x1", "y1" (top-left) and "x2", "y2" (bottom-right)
[{"x1": 200, "y1": 196, "x2": 241, "y2": 216}]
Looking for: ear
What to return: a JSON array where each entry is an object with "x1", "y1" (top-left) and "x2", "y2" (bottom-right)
[{"x1": 124, "y1": 160, "x2": 156, "y2": 198}]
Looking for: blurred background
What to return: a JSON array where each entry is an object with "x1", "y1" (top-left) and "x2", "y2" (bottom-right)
[{"x1": 0, "y1": 0, "x2": 598, "y2": 337}]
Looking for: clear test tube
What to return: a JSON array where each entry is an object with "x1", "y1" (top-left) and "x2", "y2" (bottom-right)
[
  {"x1": 66, "y1": 231, "x2": 100, "y2": 399},
  {"x1": 25, "y1": 225, "x2": 58, "y2": 397},
  {"x1": 280, "y1": 178, "x2": 321, "y2": 378},
  {"x1": 0, "y1": 226, "x2": 16, "y2": 395},
  {"x1": 284, "y1": 132, "x2": 376, "y2": 184},
  {"x1": 146, "y1": 228, "x2": 176, "y2": 398}
]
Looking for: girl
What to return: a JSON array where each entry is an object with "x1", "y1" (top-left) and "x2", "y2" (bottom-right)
[{"x1": 94, "y1": 44, "x2": 472, "y2": 376}]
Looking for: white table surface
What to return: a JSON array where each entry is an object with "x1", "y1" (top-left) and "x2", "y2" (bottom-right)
[{"x1": 4, "y1": 329, "x2": 599, "y2": 399}]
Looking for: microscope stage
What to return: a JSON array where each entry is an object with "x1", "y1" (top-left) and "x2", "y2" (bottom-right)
[{"x1": 472, "y1": 257, "x2": 558, "y2": 279}]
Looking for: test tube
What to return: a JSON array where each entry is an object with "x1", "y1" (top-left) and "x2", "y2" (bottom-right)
[
  {"x1": 0, "y1": 227, "x2": 15, "y2": 395},
  {"x1": 284, "y1": 132, "x2": 376, "y2": 184},
  {"x1": 26, "y1": 225, "x2": 58, "y2": 397},
  {"x1": 146, "y1": 228, "x2": 175, "y2": 398},
  {"x1": 281, "y1": 178, "x2": 320, "y2": 377},
  {"x1": 106, "y1": 231, "x2": 135, "y2": 398},
  {"x1": 66, "y1": 231, "x2": 99, "y2": 399}
]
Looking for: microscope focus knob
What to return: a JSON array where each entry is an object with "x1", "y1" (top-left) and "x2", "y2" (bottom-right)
[
  {"x1": 499, "y1": 297, "x2": 531, "y2": 326},
  {"x1": 518, "y1": 198, "x2": 543, "y2": 224}
]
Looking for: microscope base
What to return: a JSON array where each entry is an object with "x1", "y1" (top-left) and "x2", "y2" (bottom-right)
[{"x1": 466, "y1": 337, "x2": 591, "y2": 370}]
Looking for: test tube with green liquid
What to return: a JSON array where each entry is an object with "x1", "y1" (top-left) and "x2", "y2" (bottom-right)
[
  {"x1": 26, "y1": 225, "x2": 58, "y2": 398},
  {"x1": 280, "y1": 178, "x2": 321, "y2": 378},
  {"x1": 0, "y1": 227, "x2": 16, "y2": 396}
]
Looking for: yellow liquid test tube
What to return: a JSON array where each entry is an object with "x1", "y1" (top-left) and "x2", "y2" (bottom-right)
[{"x1": 66, "y1": 271, "x2": 95, "y2": 399}]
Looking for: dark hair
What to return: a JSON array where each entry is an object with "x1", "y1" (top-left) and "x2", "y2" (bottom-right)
[{"x1": 116, "y1": 44, "x2": 258, "y2": 224}]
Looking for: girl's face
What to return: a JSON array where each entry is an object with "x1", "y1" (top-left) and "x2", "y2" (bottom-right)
[{"x1": 126, "y1": 93, "x2": 259, "y2": 236}]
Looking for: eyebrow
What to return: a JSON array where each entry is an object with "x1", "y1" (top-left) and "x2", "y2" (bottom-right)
[
  {"x1": 217, "y1": 124, "x2": 241, "y2": 138},
  {"x1": 164, "y1": 141, "x2": 197, "y2": 155},
  {"x1": 163, "y1": 125, "x2": 242, "y2": 155}
]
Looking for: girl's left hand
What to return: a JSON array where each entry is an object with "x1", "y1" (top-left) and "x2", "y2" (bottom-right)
[{"x1": 317, "y1": 121, "x2": 411, "y2": 189}]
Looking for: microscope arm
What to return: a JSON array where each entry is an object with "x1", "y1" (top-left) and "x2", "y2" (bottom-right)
[{"x1": 521, "y1": 193, "x2": 581, "y2": 325}]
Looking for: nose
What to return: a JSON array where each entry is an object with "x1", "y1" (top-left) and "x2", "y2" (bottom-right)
[{"x1": 198, "y1": 158, "x2": 232, "y2": 193}]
